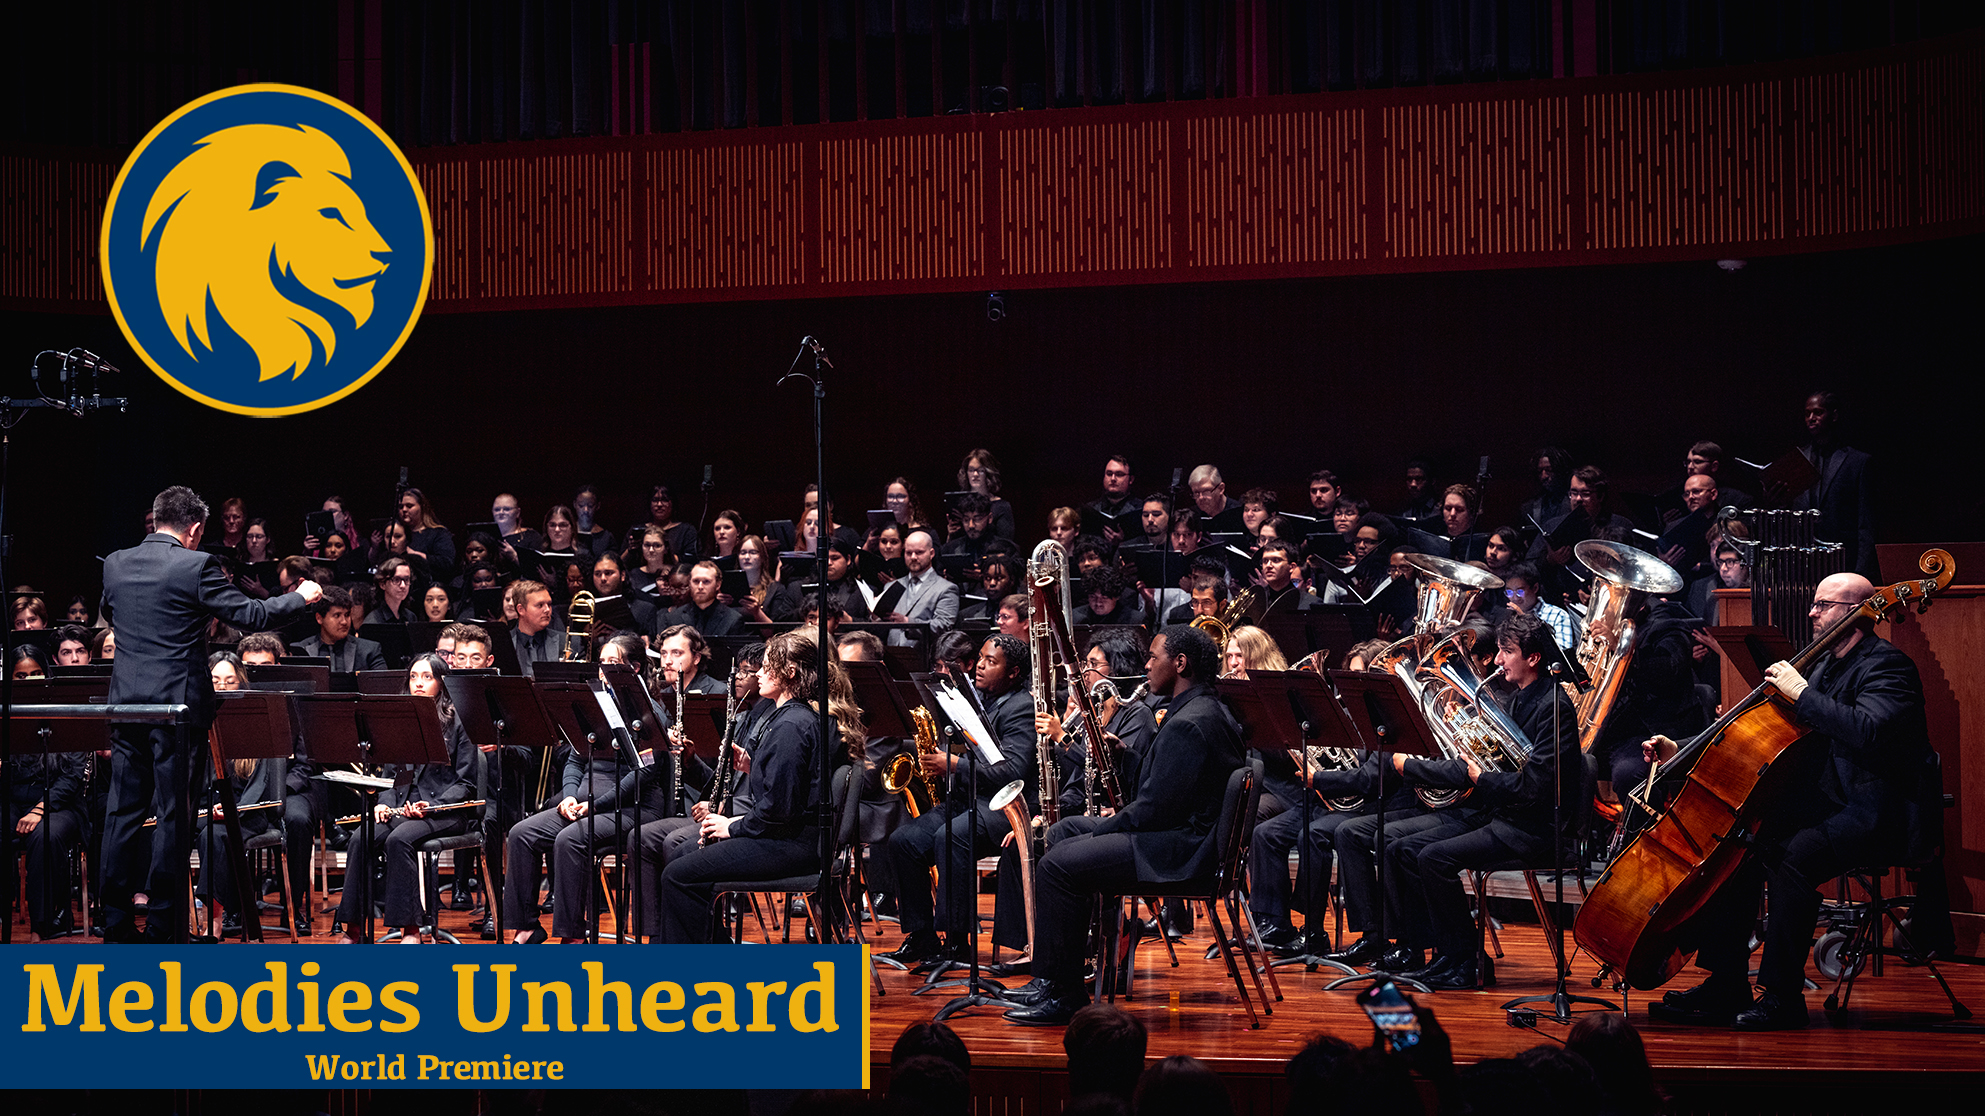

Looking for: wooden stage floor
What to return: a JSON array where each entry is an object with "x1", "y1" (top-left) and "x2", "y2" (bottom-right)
[{"x1": 15, "y1": 887, "x2": 1985, "y2": 1099}]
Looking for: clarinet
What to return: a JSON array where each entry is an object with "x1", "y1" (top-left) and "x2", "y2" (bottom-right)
[
  {"x1": 669, "y1": 675, "x2": 688, "y2": 818},
  {"x1": 698, "y1": 687, "x2": 745, "y2": 846}
]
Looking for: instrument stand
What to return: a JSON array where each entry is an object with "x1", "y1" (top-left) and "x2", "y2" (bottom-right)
[
  {"x1": 1503, "y1": 665, "x2": 1617, "y2": 1023},
  {"x1": 1270, "y1": 753, "x2": 1356, "y2": 976},
  {"x1": 932, "y1": 724, "x2": 1018, "y2": 1019},
  {"x1": 1322, "y1": 673, "x2": 1446, "y2": 995}
]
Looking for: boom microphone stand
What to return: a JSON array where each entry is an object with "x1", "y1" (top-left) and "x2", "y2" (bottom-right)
[
  {"x1": 778, "y1": 336, "x2": 836, "y2": 930},
  {"x1": 1502, "y1": 663, "x2": 1617, "y2": 1023},
  {"x1": 1, "y1": 348, "x2": 127, "y2": 944}
]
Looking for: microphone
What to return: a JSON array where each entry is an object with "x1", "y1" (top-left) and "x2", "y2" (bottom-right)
[
  {"x1": 702, "y1": 464, "x2": 714, "y2": 490},
  {"x1": 66, "y1": 349, "x2": 119, "y2": 376}
]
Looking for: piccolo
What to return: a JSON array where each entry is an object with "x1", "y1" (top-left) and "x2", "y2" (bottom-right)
[
  {"x1": 143, "y1": 800, "x2": 283, "y2": 828},
  {"x1": 335, "y1": 799, "x2": 486, "y2": 826}
]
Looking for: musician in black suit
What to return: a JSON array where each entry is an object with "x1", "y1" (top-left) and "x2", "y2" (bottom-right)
[
  {"x1": 97, "y1": 486, "x2": 321, "y2": 942},
  {"x1": 1792, "y1": 390, "x2": 1877, "y2": 580},
  {"x1": 1004, "y1": 625, "x2": 1242, "y2": 1025},
  {"x1": 5, "y1": 749, "x2": 86, "y2": 940},
  {"x1": 1648, "y1": 572, "x2": 1937, "y2": 1030},
  {"x1": 333, "y1": 654, "x2": 480, "y2": 943},
  {"x1": 1380, "y1": 611, "x2": 1583, "y2": 989},
  {"x1": 294, "y1": 585, "x2": 389, "y2": 671},
  {"x1": 877, "y1": 633, "x2": 1037, "y2": 971}
]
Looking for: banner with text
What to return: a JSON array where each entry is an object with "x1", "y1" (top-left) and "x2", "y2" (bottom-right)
[{"x1": 7, "y1": 946, "x2": 868, "y2": 1089}]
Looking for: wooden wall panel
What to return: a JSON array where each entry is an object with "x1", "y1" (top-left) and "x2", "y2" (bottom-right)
[
  {"x1": 1786, "y1": 64, "x2": 1915, "y2": 238},
  {"x1": 648, "y1": 141, "x2": 806, "y2": 292},
  {"x1": 1182, "y1": 107, "x2": 1367, "y2": 267},
  {"x1": 1585, "y1": 82, "x2": 1784, "y2": 248},
  {"x1": 476, "y1": 151, "x2": 636, "y2": 299},
  {"x1": 1381, "y1": 96, "x2": 1573, "y2": 259},
  {"x1": 997, "y1": 118, "x2": 1171, "y2": 276},
  {"x1": 818, "y1": 128, "x2": 983, "y2": 285},
  {"x1": 5, "y1": 33, "x2": 1980, "y2": 313}
]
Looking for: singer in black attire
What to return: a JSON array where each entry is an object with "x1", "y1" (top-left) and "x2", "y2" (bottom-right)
[
  {"x1": 1384, "y1": 611, "x2": 1583, "y2": 989},
  {"x1": 334, "y1": 654, "x2": 480, "y2": 943},
  {"x1": 877, "y1": 633, "x2": 1037, "y2": 969},
  {"x1": 1005, "y1": 626, "x2": 1242, "y2": 1025},
  {"x1": 98, "y1": 486, "x2": 320, "y2": 942},
  {"x1": 656, "y1": 630, "x2": 834, "y2": 943}
]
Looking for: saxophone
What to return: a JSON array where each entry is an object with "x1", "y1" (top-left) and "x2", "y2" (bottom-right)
[{"x1": 879, "y1": 706, "x2": 942, "y2": 817}]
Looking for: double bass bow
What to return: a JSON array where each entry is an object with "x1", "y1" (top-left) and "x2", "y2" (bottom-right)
[{"x1": 1572, "y1": 549, "x2": 1954, "y2": 990}]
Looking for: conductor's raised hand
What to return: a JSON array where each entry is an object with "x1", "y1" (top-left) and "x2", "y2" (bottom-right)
[{"x1": 296, "y1": 578, "x2": 324, "y2": 604}]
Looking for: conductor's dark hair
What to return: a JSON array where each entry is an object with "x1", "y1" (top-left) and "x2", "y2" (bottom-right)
[
  {"x1": 1064, "y1": 1003, "x2": 1147, "y2": 1104},
  {"x1": 1497, "y1": 610, "x2": 1554, "y2": 660},
  {"x1": 982, "y1": 632, "x2": 1031, "y2": 688},
  {"x1": 889, "y1": 1020, "x2": 970, "y2": 1073},
  {"x1": 152, "y1": 486, "x2": 210, "y2": 531},
  {"x1": 314, "y1": 584, "x2": 353, "y2": 617},
  {"x1": 1159, "y1": 625, "x2": 1220, "y2": 683}
]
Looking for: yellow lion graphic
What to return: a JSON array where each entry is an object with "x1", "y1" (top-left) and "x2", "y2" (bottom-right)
[{"x1": 141, "y1": 123, "x2": 392, "y2": 382}]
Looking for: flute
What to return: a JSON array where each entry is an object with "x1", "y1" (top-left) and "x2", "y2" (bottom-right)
[
  {"x1": 335, "y1": 799, "x2": 486, "y2": 826},
  {"x1": 143, "y1": 800, "x2": 283, "y2": 827}
]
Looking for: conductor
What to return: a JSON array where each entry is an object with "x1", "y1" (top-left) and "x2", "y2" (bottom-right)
[{"x1": 98, "y1": 486, "x2": 322, "y2": 942}]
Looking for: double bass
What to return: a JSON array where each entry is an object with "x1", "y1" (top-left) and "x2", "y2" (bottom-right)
[{"x1": 1572, "y1": 549, "x2": 1953, "y2": 990}]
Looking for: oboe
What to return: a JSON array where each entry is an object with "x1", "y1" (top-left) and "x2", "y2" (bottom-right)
[
  {"x1": 698, "y1": 685, "x2": 746, "y2": 846},
  {"x1": 335, "y1": 799, "x2": 486, "y2": 826}
]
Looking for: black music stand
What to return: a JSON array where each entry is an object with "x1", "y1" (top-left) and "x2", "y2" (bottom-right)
[
  {"x1": 206, "y1": 691, "x2": 302, "y2": 942},
  {"x1": 915, "y1": 677, "x2": 1019, "y2": 1017},
  {"x1": 1322, "y1": 670, "x2": 1444, "y2": 994},
  {"x1": 5, "y1": 698, "x2": 111, "y2": 941},
  {"x1": 354, "y1": 670, "x2": 407, "y2": 695},
  {"x1": 844, "y1": 660, "x2": 916, "y2": 741},
  {"x1": 445, "y1": 671, "x2": 559, "y2": 939},
  {"x1": 537, "y1": 679, "x2": 640, "y2": 943},
  {"x1": 1217, "y1": 670, "x2": 1359, "y2": 977},
  {"x1": 249, "y1": 662, "x2": 333, "y2": 694},
  {"x1": 303, "y1": 695, "x2": 449, "y2": 944}
]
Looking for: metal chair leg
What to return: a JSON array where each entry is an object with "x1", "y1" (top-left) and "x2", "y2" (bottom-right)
[{"x1": 1204, "y1": 902, "x2": 1261, "y2": 1029}]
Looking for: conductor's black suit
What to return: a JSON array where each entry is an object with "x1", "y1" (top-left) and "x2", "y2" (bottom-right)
[{"x1": 99, "y1": 531, "x2": 310, "y2": 941}]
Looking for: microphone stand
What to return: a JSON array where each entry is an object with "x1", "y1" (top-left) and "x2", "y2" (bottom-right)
[
  {"x1": 1503, "y1": 664, "x2": 1617, "y2": 1022},
  {"x1": 1, "y1": 349, "x2": 127, "y2": 943},
  {"x1": 778, "y1": 336, "x2": 836, "y2": 932}
]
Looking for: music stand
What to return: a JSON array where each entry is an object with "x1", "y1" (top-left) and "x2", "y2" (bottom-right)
[
  {"x1": 1219, "y1": 670, "x2": 1360, "y2": 976},
  {"x1": 207, "y1": 691, "x2": 301, "y2": 942},
  {"x1": 536, "y1": 679, "x2": 638, "y2": 944},
  {"x1": 844, "y1": 660, "x2": 915, "y2": 741},
  {"x1": 5, "y1": 693, "x2": 112, "y2": 941},
  {"x1": 679, "y1": 694, "x2": 729, "y2": 764},
  {"x1": 249, "y1": 662, "x2": 332, "y2": 694},
  {"x1": 445, "y1": 672, "x2": 559, "y2": 940},
  {"x1": 302, "y1": 695, "x2": 448, "y2": 944},
  {"x1": 354, "y1": 670, "x2": 407, "y2": 695},
  {"x1": 1322, "y1": 669, "x2": 1444, "y2": 994},
  {"x1": 1706, "y1": 625, "x2": 1798, "y2": 689},
  {"x1": 359, "y1": 623, "x2": 413, "y2": 669}
]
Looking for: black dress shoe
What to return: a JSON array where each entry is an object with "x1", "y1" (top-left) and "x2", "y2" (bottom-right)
[
  {"x1": 1324, "y1": 936, "x2": 1385, "y2": 967},
  {"x1": 1004, "y1": 994, "x2": 1081, "y2": 1026},
  {"x1": 987, "y1": 957, "x2": 1032, "y2": 978},
  {"x1": 1420, "y1": 956, "x2": 1480, "y2": 991},
  {"x1": 913, "y1": 941, "x2": 972, "y2": 975},
  {"x1": 1374, "y1": 946, "x2": 1425, "y2": 973},
  {"x1": 1732, "y1": 991, "x2": 1809, "y2": 1031},
  {"x1": 1648, "y1": 979, "x2": 1752, "y2": 1026},
  {"x1": 878, "y1": 932, "x2": 943, "y2": 966},
  {"x1": 1001, "y1": 978, "x2": 1053, "y2": 1004},
  {"x1": 1277, "y1": 927, "x2": 1331, "y2": 959},
  {"x1": 1258, "y1": 924, "x2": 1303, "y2": 952}
]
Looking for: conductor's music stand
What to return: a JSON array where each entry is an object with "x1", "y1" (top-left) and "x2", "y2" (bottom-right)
[
  {"x1": 208, "y1": 691, "x2": 302, "y2": 942},
  {"x1": 302, "y1": 694, "x2": 449, "y2": 944},
  {"x1": 1322, "y1": 669, "x2": 1444, "y2": 993},
  {"x1": 445, "y1": 671, "x2": 559, "y2": 940}
]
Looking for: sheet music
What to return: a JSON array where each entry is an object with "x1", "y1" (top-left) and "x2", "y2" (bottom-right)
[
  {"x1": 855, "y1": 578, "x2": 879, "y2": 612},
  {"x1": 932, "y1": 682, "x2": 1003, "y2": 765}
]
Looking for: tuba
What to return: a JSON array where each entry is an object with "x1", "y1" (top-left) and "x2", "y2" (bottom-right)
[
  {"x1": 1291, "y1": 652, "x2": 1365, "y2": 811},
  {"x1": 1568, "y1": 540, "x2": 1683, "y2": 754}
]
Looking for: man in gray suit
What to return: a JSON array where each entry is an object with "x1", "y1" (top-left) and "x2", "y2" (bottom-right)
[{"x1": 883, "y1": 529, "x2": 959, "y2": 648}]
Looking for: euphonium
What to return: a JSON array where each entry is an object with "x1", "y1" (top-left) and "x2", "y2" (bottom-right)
[
  {"x1": 989, "y1": 779, "x2": 1036, "y2": 958},
  {"x1": 1568, "y1": 540, "x2": 1683, "y2": 753}
]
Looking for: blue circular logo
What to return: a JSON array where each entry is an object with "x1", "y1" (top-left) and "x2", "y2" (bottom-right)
[{"x1": 102, "y1": 84, "x2": 432, "y2": 417}]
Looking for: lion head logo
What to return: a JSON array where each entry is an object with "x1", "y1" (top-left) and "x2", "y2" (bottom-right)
[{"x1": 140, "y1": 122, "x2": 392, "y2": 382}]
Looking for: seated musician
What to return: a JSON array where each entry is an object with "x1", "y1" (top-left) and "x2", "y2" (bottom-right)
[
  {"x1": 1646, "y1": 573, "x2": 1938, "y2": 1031},
  {"x1": 1248, "y1": 539, "x2": 1321, "y2": 621},
  {"x1": 1003, "y1": 626, "x2": 1241, "y2": 1024},
  {"x1": 633, "y1": 644, "x2": 771, "y2": 940},
  {"x1": 994, "y1": 593, "x2": 1030, "y2": 640},
  {"x1": 655, "y1": 630, "x2": 864, "y2": 943},
  {"x1": 1378, "y1": 611, "x2": 1581, "y2": 989},
  {"x1": 660, "y1": 562, "x2": 746, "y2": 640},
  {"x1": 198, "y1": 646, "x2": 323, "y2": 935},
  {"x1": 5, "y1": 694, "x2": 86, "y2": 941},
  {"x1": 1071, "y1": 565, "x2": 1146, "y2": 629},
  {"x1": 294, "y1": 586, "x2": 388, "y2": 671},
  {"x1": 878, "y1": 633, "x2": 1037, "y2": 971},
  {"x1": 1163, "y1": 567, "x2": 1229, "y2": 625},
  {"x1": 333, "y1": 653, "x2": 479, "y2": 944}
]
